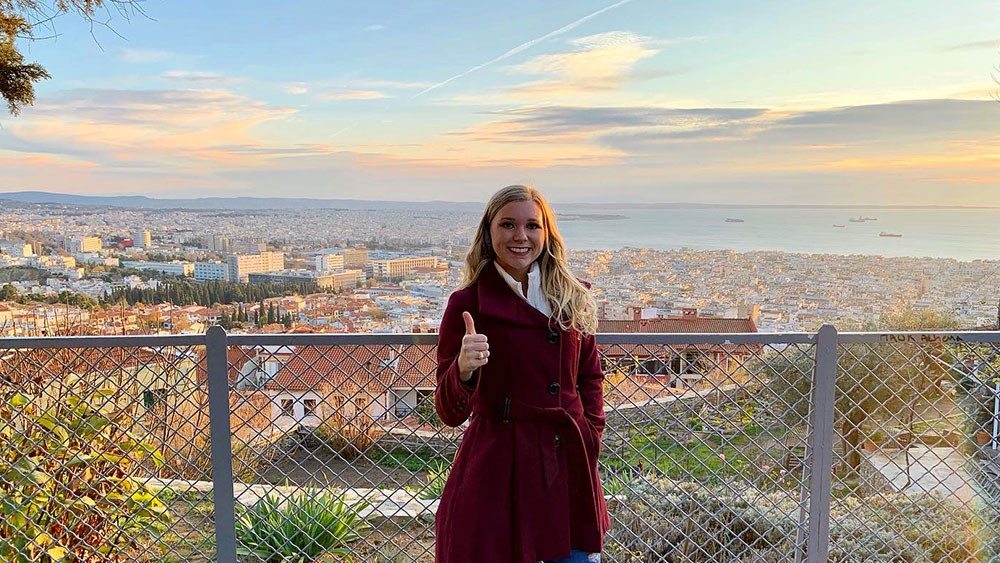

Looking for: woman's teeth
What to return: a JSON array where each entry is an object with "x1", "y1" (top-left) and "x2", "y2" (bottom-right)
[{"x1": 509, "y1": 247, "x2": 530, "y2": 255}]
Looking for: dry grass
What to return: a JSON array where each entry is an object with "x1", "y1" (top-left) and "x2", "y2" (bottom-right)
[
  {"x1": 314, "y1": 392, "x2": 385, "y2": 460},
  {"x1": 144, "y1": 388, "x2": 278, "y2": 481}
]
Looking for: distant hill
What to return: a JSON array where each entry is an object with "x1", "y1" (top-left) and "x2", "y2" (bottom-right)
[
  {"x1": 0, "y1": 191, "x2": 992, "y2": 211},
  {"x1": 0, "y1": 191, "x2": 483, "y2": 211}
]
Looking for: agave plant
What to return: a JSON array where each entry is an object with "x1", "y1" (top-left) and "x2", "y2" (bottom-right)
[
  {"x1": 235, "y1": 488, "x2": 370, "y2": 562},
  {"x1": 417, "y1": 459, "x2": 451, "y2": 501}
]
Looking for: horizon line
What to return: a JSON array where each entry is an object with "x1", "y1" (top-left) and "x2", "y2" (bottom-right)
[{"x1": 1, "y1": 191, "x2": 999, "y2": 210}]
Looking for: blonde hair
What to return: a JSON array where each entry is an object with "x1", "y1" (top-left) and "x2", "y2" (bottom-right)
[{"x1": 460, "y1": 185, "x2": 598, "y2": 335}]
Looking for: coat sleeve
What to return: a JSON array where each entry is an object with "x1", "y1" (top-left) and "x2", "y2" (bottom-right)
[
  {"x1": 435, "y1": 290, "x2": 478, "y2": 427},
  {"x1": 578, "y1": 332, "x2": 606, "y2": 435}
]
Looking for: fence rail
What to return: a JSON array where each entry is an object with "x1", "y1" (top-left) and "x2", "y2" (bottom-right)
[{"x1": 1, "y1": 325, "x2": 998, "y2": 562}]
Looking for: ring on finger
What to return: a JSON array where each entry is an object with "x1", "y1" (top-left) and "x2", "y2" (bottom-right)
[{"x1": 477, "y1": 351, "x2": 485, "y2": 360}]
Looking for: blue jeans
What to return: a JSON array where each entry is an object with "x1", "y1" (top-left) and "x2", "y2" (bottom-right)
[{"x1": 544, "y1": 550, "x2": 601, "y2": 563}]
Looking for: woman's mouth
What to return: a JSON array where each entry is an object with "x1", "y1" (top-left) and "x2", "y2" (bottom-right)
[{"x1": 508, "y1": 247, "x2": 531, "y2": 257}]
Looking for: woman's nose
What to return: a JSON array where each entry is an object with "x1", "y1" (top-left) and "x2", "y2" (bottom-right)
[{"x1": 513, "y1": 228, "x2": 528, "y2": 241}]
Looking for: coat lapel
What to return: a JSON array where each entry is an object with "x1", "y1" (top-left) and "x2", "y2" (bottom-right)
[{"x1": 476, "y1": 261, "x2": 550, "y2": 328}]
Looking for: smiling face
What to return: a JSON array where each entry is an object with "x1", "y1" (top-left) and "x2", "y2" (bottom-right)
[{"x1": 489, "y1": 199, "x2": 547, "y2": 283}]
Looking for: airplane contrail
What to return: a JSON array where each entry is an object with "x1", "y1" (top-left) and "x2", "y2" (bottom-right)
[{"x1": 411, "y1": 0, "x2": 635, "y2": 99}]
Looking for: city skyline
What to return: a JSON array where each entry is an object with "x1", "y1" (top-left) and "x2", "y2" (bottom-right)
[{"x1": 1, "y1": 0, "x2": 999, "y2": 205}]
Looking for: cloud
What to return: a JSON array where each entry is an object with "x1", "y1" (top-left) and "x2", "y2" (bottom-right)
[
  {"x1": 318, "y1": 90, "x2": 390, "y2": 100},
  {"x1": 120, "y1": 48, "x2": 172, "y2": 63},
  {"x1": 334, "y1": 79, "x2": 434, "y2": 90},
  {"x1": 756, "y1": 99, "x2": 999, "y2": 146},
  {"x1": 451, "y1": 106, "x2": 767, "y2": 143},
  {"x1": 413, "y1": 0, "x2": 635, "y2": 98},
  {"x1": 3, "y1": 88, "x2": 296, "y2": 173},
  {"x1": 501, "y1": 31, "x2": 659, "y2": 99},
  {"x1": 944, "y1": 38, "x2": 1000, "y2": 51},
  {"x1": 207, "y1": 143, "x2": 337, "y2": 157},
  {"x1": 281, "y1": 83, "x2": 309, "y2": 95},
  {"x1": 161, "y1": 70, "x2": 244, "y2": 83},
  {"x1": 273, "y1": 79, "x2": 432, "y2": 98},
  {"x1": 364, "y1": 24, "x2": 385, "y2": 31}
]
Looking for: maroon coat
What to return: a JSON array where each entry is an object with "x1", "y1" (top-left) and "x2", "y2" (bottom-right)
[{"x1": 434, "y1": 263, "x2": 609, "y2": 562}]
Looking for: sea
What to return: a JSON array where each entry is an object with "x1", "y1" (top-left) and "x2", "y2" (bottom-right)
[{"x1": 556, "y1": 207, "x2": 1000, "y2": 262}]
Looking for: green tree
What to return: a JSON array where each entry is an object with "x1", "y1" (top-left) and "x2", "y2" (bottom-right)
[
  {"x1": 1, "y1": 1, "x2": 146, "y2": 115},
  {"x1": 0, "y1": 13, "x2": 48, "y2": 114},
  {"x1": 764, "y1": 308, "x2": 960, "y2": 472},
  {"x1": 0, "y1": 283, "x2": 16, "y2": 301}
]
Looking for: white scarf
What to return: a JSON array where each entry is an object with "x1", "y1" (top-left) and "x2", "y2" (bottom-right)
[{"x1": 494, "y1": 260, "x2": 552, "y2": 317}]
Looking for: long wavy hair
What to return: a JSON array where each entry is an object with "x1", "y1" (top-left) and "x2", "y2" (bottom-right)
[{"x1": 459, "y1": 185, "x2": 598, "y2": 335}]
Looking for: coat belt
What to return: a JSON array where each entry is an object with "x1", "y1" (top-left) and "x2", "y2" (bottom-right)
[
  {"x1": 475, "y1": 396, "x2": 604, "y2": 548},
  {"x1": 475, "y1": 395, "x2": 601, "y2": 529}
]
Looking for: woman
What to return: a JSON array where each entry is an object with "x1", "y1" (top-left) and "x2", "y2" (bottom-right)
[{"x1": 434, "y1": 185, "x2": 608, "y2": 563}]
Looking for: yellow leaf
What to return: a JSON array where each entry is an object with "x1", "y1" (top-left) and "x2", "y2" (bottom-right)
[
  {"x1": 47, "y1": 546, "x2": 68, "y2": 560},
  {"x1": 35, "y1": 532, "x2": 53, "y2": 546}
]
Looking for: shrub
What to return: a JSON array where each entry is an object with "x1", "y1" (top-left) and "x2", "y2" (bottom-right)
[
  {"x1": 0, "y1": 382, "x2": 172, "y2": 561},
  {"x1": 606, "y1": 477, "x2": 1000, "y2": 562},
  {"x1": 416, "y1": 460, "x2": 450, "y2": 501},
  {"x1": 235, "y1": 489, "x2": 370, "y2": 562},
  {"x1": 413, "y1": 391, "x2": 443, "y2": 428},
  {"x1": 314, "y1": 396, "x2": 383, "y2": 460}
]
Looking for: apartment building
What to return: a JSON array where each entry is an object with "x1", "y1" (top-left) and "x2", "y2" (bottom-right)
[
  {"x1": 194, "y1": 261, "x2": 228, "y2": 281},
  {"x1": 341, "y1": 248, "x2": 368, "y2": 268},
  {"x1": 227, "y1": 252, "x2": 285, "y2": 282},
  {"x1": 315, "y1": 253, "x2": 345, "y2": 273},
  {"x1": 120, "y1": 260, "x2": 194, "y2": 276},
  {"x1": 133, "y1": 229, "x2": 152, "y2": 249},
  {"x1": 208, "y1": 235, "x2": 232, "y2": 254},
  {"x1": 248, "y1": 269, "x2": 365, "y2": 291},
  {"x1": 69, "y1": 236, "x2": 102, "y2": 253},
  {"x1": 371, "y1": 256, "x2": 438, "y2": 280}
]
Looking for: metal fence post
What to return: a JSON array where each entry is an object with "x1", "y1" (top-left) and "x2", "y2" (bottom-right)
[
  {"x1": 206, "y1": 325, "x2": 237, "y2": 563},
  {"x1": 806, "y1": 324, "x2": 837, "y2": 562}
]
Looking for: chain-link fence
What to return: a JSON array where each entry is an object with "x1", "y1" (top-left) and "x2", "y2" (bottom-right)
[
  {"x1": 0, "y1": 335, "x2": 217, "y2": 562},
  {"x1": 2, "y1": 327, "x2": 998, "y2": 562},
  {"x1": 829, "y1": 332, "x2": 1000, "y2": 561}
]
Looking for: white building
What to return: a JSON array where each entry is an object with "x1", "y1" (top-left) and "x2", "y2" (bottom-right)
[
  {"x1": 208, "y1": 235, "x2": 232, "y2": 254},
  {"x1": 371, "y1": 256, "x2": 439, "y2": 280},
  {"x1": 0, "y1": 241, "x2": 34, "y2": 257},
  {"x1": 133, "y1": 229, "x2": 152, "y2": 249},
  {"x1": 194, "y1": 261, "x2": 228, "y2": 281},
  {"x1": 315, "y1": 253, "x2": 345, "y2": 273},
  {"x1": 121, "y1": 260, "x2": 194, "y2": 276},
  {"x1": 75, "y1": 254, "x2": 119, "y2": 267}
]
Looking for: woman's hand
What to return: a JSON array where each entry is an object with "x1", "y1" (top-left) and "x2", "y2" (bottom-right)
[{"x1": 457, "y1": 311, "x2": 489, "y2": 381}]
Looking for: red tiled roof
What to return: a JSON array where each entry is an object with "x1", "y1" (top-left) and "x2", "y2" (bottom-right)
[
  {"x1": 598, "y1": 317, "x2": 757, "y2": 333},
  {"x1": 195, "y1": 348, "x2": 258, "y2": 385},
  {"x1": 270, "y1": 344, "x2": 437, "y2": 392},
  {"x1": 597, "y1": 317, "x2": 759, "y2": 358},
  {"x1": 0, "y1": 347, "x2": 182, "y2": 386}
]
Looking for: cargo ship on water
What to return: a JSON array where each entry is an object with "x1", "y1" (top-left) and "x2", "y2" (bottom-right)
[{"x1": 879, "y1": 232, "x2": 902, "y2": 238}]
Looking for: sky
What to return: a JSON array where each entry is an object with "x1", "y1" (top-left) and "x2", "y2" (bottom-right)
[{"x1": 1, "y1": 0, "x2": 999, "y2": 205}]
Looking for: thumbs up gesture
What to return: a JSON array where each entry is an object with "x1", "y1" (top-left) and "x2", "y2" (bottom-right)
[{"x1": 457, "y1": 311, "x2": 489, "y2": 381}]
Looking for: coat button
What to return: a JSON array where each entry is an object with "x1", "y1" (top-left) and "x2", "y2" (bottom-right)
[
  {"x1": 547, "y1": 330, "x2": 560, "y2": 344},
  {"x1": 548, "y1": 382, "x2": 560, "y2": 395},
  {"x1": 554, "y1": 433, "x2": 561, "y2": 448}
]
